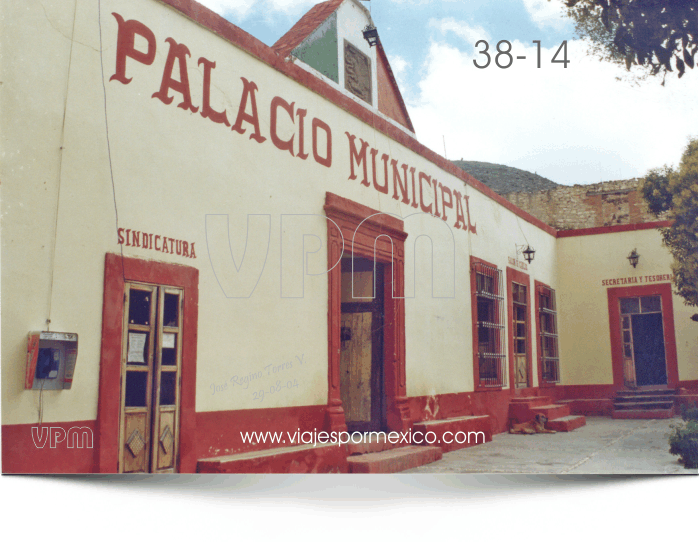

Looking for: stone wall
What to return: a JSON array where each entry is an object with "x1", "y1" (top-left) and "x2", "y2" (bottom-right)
[{"x1": 502, "y1": 179, "x2": 665, "y2": 230}]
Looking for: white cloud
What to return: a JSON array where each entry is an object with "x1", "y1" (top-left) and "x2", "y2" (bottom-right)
[
  {"x1": 522, "y1": 0, "x2": 568, "y2": 31},
  {"x1": 197, "y1": 0, "x2": 316, "y2": 21},
  {"x1": 388, "y1": 54, "x2": 410, "y2": 96},
  {"x1": 409, "y1": 39, "x2": 698, "y2": 184},
  {"x1": 197, "y1": 0, "x2": 257, "y2": 19},
  {"x1": 429, "y1": 18, "x2": 490, "y2": 46}
]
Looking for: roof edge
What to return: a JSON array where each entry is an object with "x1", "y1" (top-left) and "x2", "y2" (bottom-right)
[{"x1": 155, "y1": 0, "x2": 557, "y2": 237}]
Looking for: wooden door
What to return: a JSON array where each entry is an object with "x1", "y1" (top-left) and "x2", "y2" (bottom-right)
[
  {"x1": 119, "y1": 282, "x2": 183, "y2": 473},
  {"x1": 339, "y1": 258, "x2": 385, "y2": 432}
]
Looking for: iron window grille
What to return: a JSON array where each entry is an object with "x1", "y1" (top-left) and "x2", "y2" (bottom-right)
[
  {"x1": 537, "y1": 285, "x2": 560, "y2": 383},
  {"x1": 472, "y1": 262, "x2": 506, "y2": 387}
]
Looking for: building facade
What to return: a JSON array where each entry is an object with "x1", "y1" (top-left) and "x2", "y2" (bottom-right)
[{"x1": 2, "y1": 0, "x2": 696, "y2": 473}]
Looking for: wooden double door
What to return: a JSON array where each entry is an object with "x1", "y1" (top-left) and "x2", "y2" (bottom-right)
[
  {"x1": 118, "y1": 282, "x2": 183, "y2": 473},
  {"x1": 339, "y1": 257, "x2": 386, "y2": 432}
]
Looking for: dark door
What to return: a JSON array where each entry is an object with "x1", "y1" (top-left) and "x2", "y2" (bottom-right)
[
  {"x1": 631, "y1": 313, "x2": 667, "y2": 386},
  {"x1": 339, "y1": 257, "x2": 385, "y2": 432}
]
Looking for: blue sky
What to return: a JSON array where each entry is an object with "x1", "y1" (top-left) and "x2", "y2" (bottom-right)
[{"x1": 198, "y1": 0, "x2": 698, "y2": 185}]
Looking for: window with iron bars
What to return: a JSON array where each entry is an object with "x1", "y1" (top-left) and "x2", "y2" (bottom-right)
[
  {"x1": 537, "y1": 285, "x2": 560, "y2": 383},
  {"x1": 472, "y1": 261, "x2": 506, "y2": 387}
]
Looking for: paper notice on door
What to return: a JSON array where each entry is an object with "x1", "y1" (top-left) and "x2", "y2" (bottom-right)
[
  {"x1": 128, "y1": 332, "x2": 147, "y2": 363},
  {"x1": 162, "y1": 333, "x2": 176, "y2": 349}
]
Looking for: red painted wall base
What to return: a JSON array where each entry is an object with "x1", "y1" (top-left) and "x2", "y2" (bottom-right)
[{"x1": 2, "y1": 420, "x2": 97, "y2": 474}]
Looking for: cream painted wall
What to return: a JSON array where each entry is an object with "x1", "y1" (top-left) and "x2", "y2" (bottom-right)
[
  {"x1": 557, "y1": 228, "x2": 697, "y2": 386},
  {"x1": 2, "y1": 0, "x2": 558, "y2": 426}
]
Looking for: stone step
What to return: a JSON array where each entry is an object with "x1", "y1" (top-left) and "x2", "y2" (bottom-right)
[
  {"x1": 613, "y1": 400, "x2": 674, "y2": 408},
  {"x1": 348, "y1": 446, "x2": 442, "y2": 473},
  {"x1": 508, "y1": 397, "x2": 567, "y2": 424},
  {"x1": 197, "y1": 442, "x2": 347, "y2": 473},
  {"x1": 611, "y1": 408, "x2": 674, "y2": 420},
  {"x1": 534, "y1": 404, "x2": 571, "y2": 420},
  {"x1": 510, "y1": 396, "x2": 552, "y2": 407},
  {"x1": 545, "y1": 415, "x2": 586, "y2": 432},
  {"x1": 614, "y1": 395, "x2": 675, "y2": 403},
  {"x1": 616, "y1": 389, "x2": 676, "y2": 397},
  {"x1": 347, "y1": 435, "x2": 404, "y2": 455},
  {"x1": 412, "y1": 415, "x2": 492, "y2": 453}
]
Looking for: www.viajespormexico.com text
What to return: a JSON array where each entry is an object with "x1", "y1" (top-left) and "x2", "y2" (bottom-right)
[{"x1": 240, "y1": 429, "x2": 485, "y2": 447}]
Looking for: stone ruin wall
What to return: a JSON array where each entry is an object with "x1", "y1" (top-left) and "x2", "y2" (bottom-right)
[{"x1": 502, "y1": 179, "x2": 666, "y2": 231}]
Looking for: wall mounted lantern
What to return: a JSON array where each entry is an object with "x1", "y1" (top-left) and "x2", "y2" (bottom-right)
[
  {"x1": 627, "y1": 248, "x2": 640, "y2": 268},
  {"x1": 522, "y1": 245, "x2": 536, "y2": 264},
  {"x1": 362, "y1": 25, "x2": 379, "y2": 47}
]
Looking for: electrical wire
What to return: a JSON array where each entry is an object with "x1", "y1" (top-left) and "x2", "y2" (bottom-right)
[
  {"x1": 98, "y1": 0, "x2": 127, "y2": 284},
  {"x1": 46, "y1": 0, "x2": 79, "y2": 333}
]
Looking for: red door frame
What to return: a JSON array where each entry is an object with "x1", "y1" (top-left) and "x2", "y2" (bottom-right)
[
  {"x1": 506, "y1": 266, "x2": 533, "y2": 391},
  {"x1": 324, "y1": 192, "x2": 411, "y2": 433},
  {"x1": 97, "y1": 253, "x2": 199, "y2": 473},
  {"x1": 607, "y1": 282, "x2": 679, "y2": 389}
]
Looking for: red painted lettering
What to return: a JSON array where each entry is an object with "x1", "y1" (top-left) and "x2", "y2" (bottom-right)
[
  {"x1": 152, "y1": 38, "x2": 199, "y2": 113},
  {"x1": 419, "y1": 173, "x2": 432, "y2": 215},
  {"x1": 312, "y1": 118, "x2": 332, "y2": 168},
  {"x1": 373, "y1": 153, "x2": 389, "y2": 194},
  {"x1": 440, "y1": 184, "x2": 453, "y2": 221},
  {"x1": 370, "y1": 148, "x2": 380, "y2": 193},
  {"x1": 391, "y1": 160, "x2": 410, "y2": 204},
  {"x1": 346, "y1": 133, "x2": 369, "y2": 187},
  {"x1": 198, "y1": 57, "x2": 229, "y2": 126},
  {"x1": 117, "y1": 228, "x2": 125, "y2": 245},
  {"x1": 231, "y1": 78, "x2": 266, "y2": 143},
  {"x1": 155, "y1": 235, "x2": 161, "y2": 251},
  {"x1": 270, "y1": 96, "x2": 295, "y2": 156},
  {"x1": 409, "y1": 167, "x2": 418, "y2": 209},
  {"x1": 109, "y1": 14, "x2": 156, "y2": 85},
  {"x1": 125, "y1": 229, "x2": 131, "y2": 246},
  {"x1": 190, "y1": 243, "x2": 197, "y2": 259},
  {"x1": 296, "y1": 108, "x2": 308, "y2": 160},
  {"x1": 452, "y1": 190, "x2": 467, "y2": 231},
  {"x1": 132, "y1": 231, "x2": 140, "y2": 247},
  {"x1": 432, "y1": 180, "x2": 440, "y2": 218},
  {"x1": 183, "y1": 241, "x2": 189, "y2": 258}
]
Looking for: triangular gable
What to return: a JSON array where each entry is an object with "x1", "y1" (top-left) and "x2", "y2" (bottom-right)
[
  {"x1": 272, "y1": 0, "x2": 344, "y2": 59},
  {"x1": 376, "y1": 41, "x2": 414, "y2": 133},
  {"x1": 273, "y1": 0, "x2": 414, "y2": 135}
]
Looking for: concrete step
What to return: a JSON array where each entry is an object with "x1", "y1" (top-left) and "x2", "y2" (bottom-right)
[
  {"x1": 348, "y1": 446, "x2": 442, "y2": 473},
  {"x1": 612, "y1": 408, "x2": 674, "y2": 419},
  {"x1": 545, "y1": 415, "x2": 586, "y2": 432},
  {"x1": 412, "y1": 415, "x2": 492, "y2": 453},
  {"x1": 197, "y1": 442, "x2": 347, "y2": 473}
]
